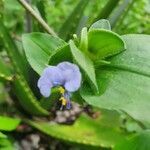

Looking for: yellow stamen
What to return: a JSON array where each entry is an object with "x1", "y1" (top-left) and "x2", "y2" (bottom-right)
[
  {"x1": 59, "y1": 97, "x2": 67, "y2": 106},
  {"x1": 58, "y1": 86, "x2": 65, "y2": 94}
]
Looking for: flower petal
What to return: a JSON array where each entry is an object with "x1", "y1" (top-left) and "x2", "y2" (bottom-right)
[
  {"x1": 37, "y1": 66, "x2": 64, "y2": 97},
  {"x1": 57, "y1": 62, "x2": 82, "y2": 92},
  {"x1": 37, "y1": 75, "x2": 51, "y2": 88},
  {"x1": 39, "y1": 84, "x2": 51, "y2": 97},
  {"x1": 65, "y1": 79, "x2": 81, "y2": 92},
  {"x1": 41, "y1": 66, "x2": 64, "y2": 86},
  {"x1": 42, "y1": 66, "x2": 64, "y2": 86}
]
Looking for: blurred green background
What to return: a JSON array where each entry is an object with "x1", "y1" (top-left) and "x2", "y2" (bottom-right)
[{"x1": 0, "y1": 0, "x2": 150, "y2": 149}]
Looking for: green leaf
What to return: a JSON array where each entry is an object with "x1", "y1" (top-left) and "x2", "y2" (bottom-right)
[
  {"x1": 49, "y1": 44, "x2": 72, "y2": 65},
  {"x1": 113, "y1": 130, "x2": 150, "y2": 150},
  {"x1": 59, "y1": 0, "x2": 90, "y2": 41},
  {"x1": 79, "y1": 27, "x2": 88, "y2": 52},
  {"x1": 28, "y1": 110, "x2": 129, "y2": 148},
  {"x1": 89, "y1": 19, "x2": 111, "y2": 31},
  {"x1": 22, "y1": 33, "x2": 66, "y2": 75},
  {"x1": 0, "y1": 132, "x2": 6, "y2": 139},
  {"x1": 69, "y1": 40, "x2": 98, "y2": 93},
  {"x1": 0, "y1": 116, "x2": 20, "y2": 131},
  {"x1": 81, "y1": 34, "x2": 150, "y2": 128},
  {"x1": 88, "y1": 29, "x2": 126, "y2": 60},
  {"x1": 0, "y1": 136, "x2": 15, "y2": 150},
  {"x1": 13, "y1": 75, "x2": 49, "y2": 115}
]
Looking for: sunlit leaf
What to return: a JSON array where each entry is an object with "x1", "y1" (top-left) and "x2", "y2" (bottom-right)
[
  {"x1": 28, "y1": 110, "x2": 129, "y2": 148},
  {"x1": 0, "y1": 116, "x2": 20, "y2": 131},
  {"x1": 81, "y1": 34, "x2": 150, "y2": 128},
  {"x1": 0, "y1": 132, "x2": 6, "y2": 138},
  {"x1": 0, "y1": 136, "x2": 15, "y2": 150}
]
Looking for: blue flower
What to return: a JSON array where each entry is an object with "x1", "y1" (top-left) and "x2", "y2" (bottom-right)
[{"x1": 37, "y1": 62, "x2": 82, "y2": 110}]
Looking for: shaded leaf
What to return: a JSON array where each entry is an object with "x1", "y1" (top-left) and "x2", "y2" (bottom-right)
[
  {"x1": 88, "y1": 29, "x2": 126, "y2": 60},
  {"x1": 49, "y1": 44, "x2": 72, "y2": 65}
]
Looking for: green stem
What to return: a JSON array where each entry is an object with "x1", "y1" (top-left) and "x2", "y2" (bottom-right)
[{"x1": 17, "y1": 0, "x2": 57, "y2": 36}]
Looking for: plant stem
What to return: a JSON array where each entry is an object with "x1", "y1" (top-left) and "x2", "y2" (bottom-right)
[
  {"x1": 17, "y1": 0, "x2": 57, "y2": 36},
  {"x1": 25, "y1": 0, "x2": 32, "y2": 32}
]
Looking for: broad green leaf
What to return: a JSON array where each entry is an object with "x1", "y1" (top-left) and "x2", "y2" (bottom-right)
[
  {"x1": 114, "y1": 130, "x2": 150, "y2": 150},
  {"x1": 0, "y1": 57, "x2": 13, "y2": 81},
  {"x1": 0, "y1": 132, "x2": 6, "y2": 138},
  {"x1": 59, "y1": 0, "x2": 90, "y2": 41},
  {"x1": 22, "y1": 33, "x2": 66, "y2": 75},
  {"x1": 69, "y1": 40, "x2": 98, "y2": 93},
  {"x1": 88, "y1": 29, "x2": 126, "y2": 60},
  {"x1": 28, "y1": 110, "x2": 129, "y2": 148},
  {"x1": 81, "y1": 34, "x2": 150, "y2": 128},
  {"x1": 89, "y1": 19, "x2": 111, "y2": 31},
  {"x1": 0, "y1": 116, "x2": 20, "y2": 131},
  {"x1": 107, "y1": 34, "x2": 150, "y2": 76}
]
